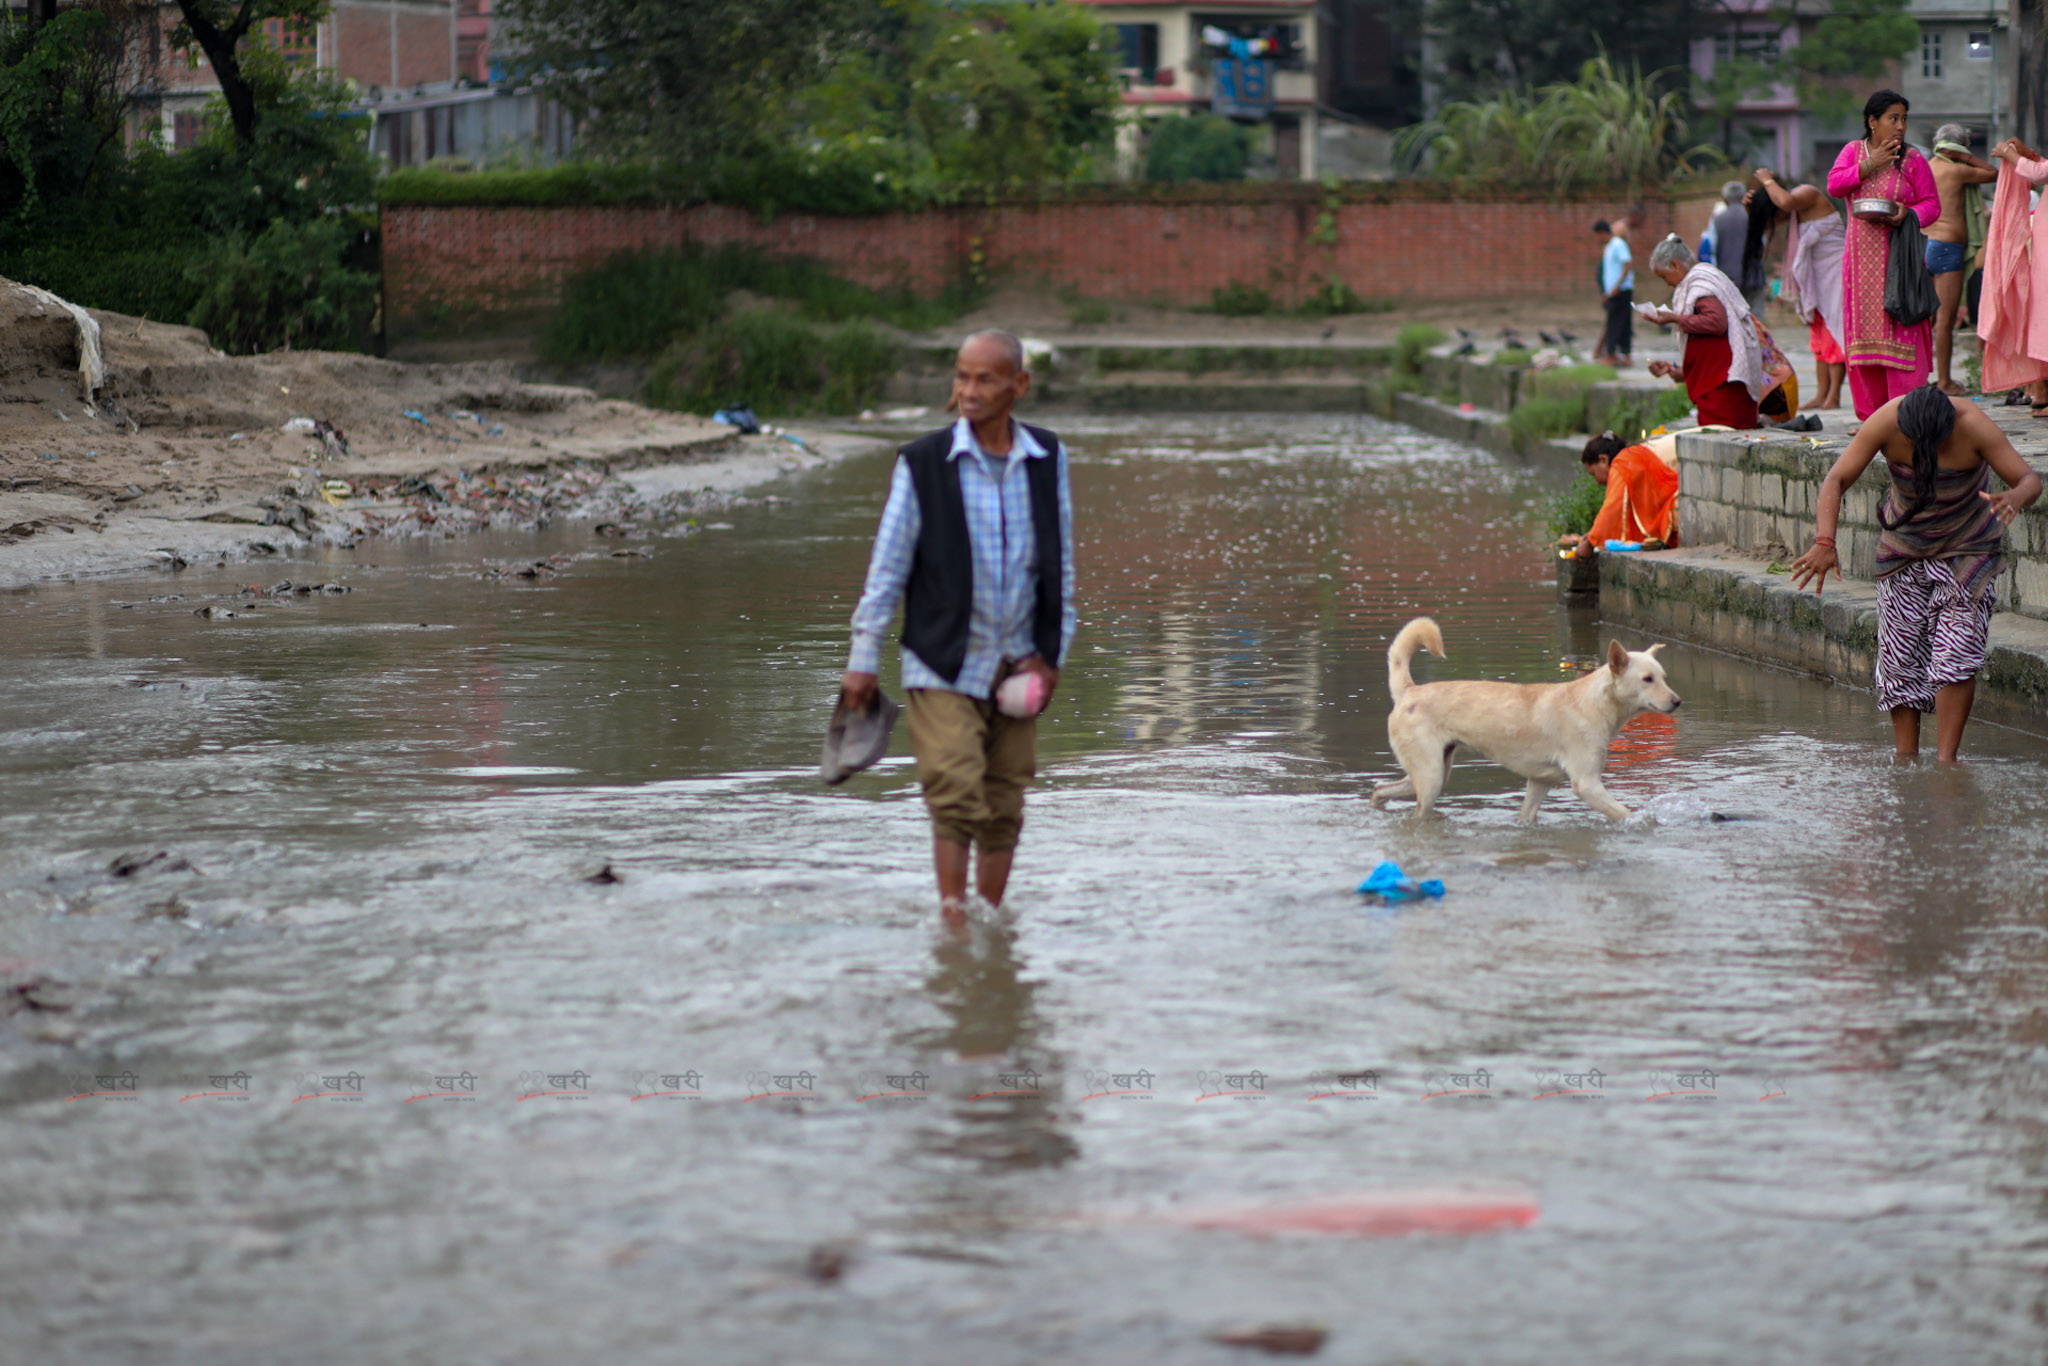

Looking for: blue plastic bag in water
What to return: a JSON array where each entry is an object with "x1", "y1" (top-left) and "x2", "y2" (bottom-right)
[{"x1": 1357, "y1": 860, "x2": 1445, "y2": 901}]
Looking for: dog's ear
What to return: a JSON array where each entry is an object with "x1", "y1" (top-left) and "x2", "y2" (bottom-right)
[
  {"x1": 1606, "y1": 639, "x2": 1629, "y2": 674},
  {"x1": 1646, "y1": 643, "x2": 1666, "y2": 657}
]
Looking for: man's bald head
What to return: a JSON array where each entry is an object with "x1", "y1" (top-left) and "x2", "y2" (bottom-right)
[
  {"x1": 959, "y1": 329, "x2": 1025, "y2": 376},
  {"x1": 951, "y1": 329, "x2": 1031, "y2": 427}
]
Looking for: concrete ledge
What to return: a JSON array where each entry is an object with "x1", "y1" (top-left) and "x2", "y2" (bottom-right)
[
  {"x1": 1390, "y1": 392, "x2": 1585, "y2": 469},
  {"x1": 1601, "y1": 545, "x2": 2048, "y2": 737}
]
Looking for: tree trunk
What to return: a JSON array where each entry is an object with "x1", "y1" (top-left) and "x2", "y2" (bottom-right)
[
  {"x1": 28, "y1": 0, "x2": 61, "y2": 27},
  {"x1": 173, "y1": 1, "x2": 260, "y2": 145}
]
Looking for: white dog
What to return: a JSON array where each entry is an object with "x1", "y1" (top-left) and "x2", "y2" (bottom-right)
[{"x1": 1369, "y1": 617, "x2": 1682, "y2": 824}]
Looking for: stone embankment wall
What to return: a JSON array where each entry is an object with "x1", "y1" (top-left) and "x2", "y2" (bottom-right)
[
  {"x1": 1602, "y1": 428, "x2": 2048, "y2": 734},
  {"x1": 1675, "y1": 429, "x2": 2048, "y2": 621},
  {"x1": 381, "y1": 189, "x2": 1712, "y2": 329}
]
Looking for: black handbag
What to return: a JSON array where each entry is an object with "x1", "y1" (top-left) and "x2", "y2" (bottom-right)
[{"x1": 1885, "y1": 210, "x2": 1940, "y2": 327}]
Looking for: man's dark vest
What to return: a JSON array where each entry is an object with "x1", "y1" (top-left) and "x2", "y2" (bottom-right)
[{"x1": 898, "y1": 423, "x2": 1064, "y2": 685}]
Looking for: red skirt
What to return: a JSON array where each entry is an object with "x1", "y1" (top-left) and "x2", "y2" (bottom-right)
[
  {"x1": 1809, "y1": 318, "x2": 1846, "y2": 365},
  {"x1": 1683, "y1": 331, "x2": 1760, "y2": 429}
]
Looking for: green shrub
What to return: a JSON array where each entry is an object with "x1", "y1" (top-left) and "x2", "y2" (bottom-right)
[
  {"x1": 1144, "y1": 114, "x2": 1254, "y2": 182},
  {"x1": 1548, "y1": 473, "x2": 1608, "y2": 538},
  {"x1": 644, "y1": 311, "x2": 900, "y2": 416},
  {"x1": 1067, "y1": 296, "x2": 1114, "y2": 325},
  {"x1": 1507, "y1": 394, "x2": 1585, "y2": 444},
  {"x1": 1492, "y1": 346, "x2": 1533, "y2": 367},
  {"x1": 1208, "y1": 281, "x2": 1272, "y2": 316},
  {"x1": 1392, "y1": 322, "x2": 1446, "y2": 375},
  {"x1": 184, "y1": 218, "x2": 379, "y2": 354},
  {"x1": 1526, "y1": 362, "x2": 1616, "y2": 401},
  {"x1": 1507, "y1": 362, "x2": 1615, "y2": 439},
  {"x1": 1600, "y1": 384, "x2": 1697, "y2": 441},
  {"x1": 1297, "y1": 277, "x2": 1393, "y2": 317},
  {"x1": 539, "y1": 243, "x2": 971, "y2": 364}
]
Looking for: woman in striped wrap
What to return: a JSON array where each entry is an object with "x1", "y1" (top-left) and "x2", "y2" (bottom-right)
[{"x1": 1790, "y1": 386, "x2": 2041, "y2": 761}]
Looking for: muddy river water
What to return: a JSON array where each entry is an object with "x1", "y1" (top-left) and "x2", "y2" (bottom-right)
[{"x1": 3, "y1": 413, "x2": 2047, "y2": 1364}]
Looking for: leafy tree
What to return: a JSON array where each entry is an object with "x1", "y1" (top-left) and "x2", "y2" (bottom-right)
[
  {"x1": 169, "y1": 2, "x2": 328, "y2": 146},
  {"x1": 1774, "y1": 0, "x2": 1917, "y2": 122},
  {"x1": 0, "y1": 1, "x2": 151, "y2": 215},
  {"x1": 1426, "y1": 0, "x2": 1707, "y2": 101},
  {"x1": 1144, "y1": 114, "x2": 1253, "y2": 183},
  {"x1": 907, "y1": 2, "x2": 1117, "y2": 185},
  {"x1": 494, "y1": 0, "x2": 875, "y2": 161},
  {"x1": 1398, "y1": 56, "x2": 1718, "y2": 194}
]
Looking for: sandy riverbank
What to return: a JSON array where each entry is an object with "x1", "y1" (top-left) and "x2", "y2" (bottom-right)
[{"x1": 0, "y1": 280, "x2": 882, "y2": 588}]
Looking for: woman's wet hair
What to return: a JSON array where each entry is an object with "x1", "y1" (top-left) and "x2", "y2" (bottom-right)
[
  {"x1": 1881, "y1": 383, "x2": 1955, "y2": 529},
  {"x1": 1863, "y1": 89, "x2": 1909, "y2": 136},
  {"x1": 1581, "y1": 431, "x2": 1627, "y2": 465}
]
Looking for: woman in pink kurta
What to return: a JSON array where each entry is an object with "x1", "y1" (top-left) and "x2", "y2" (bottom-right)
[
  {"x1": 1983, "y1": 138, "x2": 2048, "y2": 410},
  {"x1": 1826, "y1": 90, "x2": 1941, "y2": 418}
]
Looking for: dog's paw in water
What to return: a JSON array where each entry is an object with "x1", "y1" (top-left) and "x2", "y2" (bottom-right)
[{"x1": 1620, "y1": 809, "x2": 1659, "y2": 832}]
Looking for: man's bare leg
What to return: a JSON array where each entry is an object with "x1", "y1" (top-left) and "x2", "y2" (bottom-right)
[
  {"x1": 1933, "y1": 271, "x2": 1966, "y2": 392},
  {"x1": 934, "y1": 836, "x2": 972, "y2": 918},
  {"x1": 1821, "y1": 362, "x2": 1845, "y2": 408},
  {"x1": 1933, "y1": 679, "x2": 1976, "y2": 762},
  {"x1": 975, "y1": 847, "x2": 1015, "y2": 907},
  {"x1": 1890, "y1": 705, "x2": 1921, "y2": 758}
]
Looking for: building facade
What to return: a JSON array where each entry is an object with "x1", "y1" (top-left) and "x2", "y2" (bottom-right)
[
  {"x1": 1691, "y1": 0, "x2": 2020, "y2": 182},
  {"x1": 1077, "y1": 0, "x2": 1323, "y2": 179},
  {"x1": 116, "y1": 0, "x2": 566, "y2": 167}
]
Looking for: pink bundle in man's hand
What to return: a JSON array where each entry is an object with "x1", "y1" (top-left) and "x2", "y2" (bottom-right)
[{"x1": 996, "y1": 670, "x2": 1048, "y2": 718}]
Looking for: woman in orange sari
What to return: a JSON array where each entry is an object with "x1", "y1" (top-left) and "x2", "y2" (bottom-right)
[{"x1": 1825, "y1": 89, "x2": 1941, "y2": 418}]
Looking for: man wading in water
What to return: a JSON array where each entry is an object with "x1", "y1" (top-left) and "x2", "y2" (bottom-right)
[
  {"x1": 1790, "y1": 385, "x2": 2041, "y2": 761},
  {"x1": 843, "y1": 330, "x2": 1075, "y2": 918}
]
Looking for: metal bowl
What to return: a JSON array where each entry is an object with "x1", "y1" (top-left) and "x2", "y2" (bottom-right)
[{"x1": 1850, "y1": 197, "x2": 1901, "y2": 222}]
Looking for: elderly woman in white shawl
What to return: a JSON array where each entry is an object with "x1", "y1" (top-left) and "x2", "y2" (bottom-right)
[{"x1": 1642, "y1": 234, "x2": 1767, "y2": 429}]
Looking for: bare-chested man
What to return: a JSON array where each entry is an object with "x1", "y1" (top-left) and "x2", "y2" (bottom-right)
[{"x1": 1925, "y1": 124, "x2": 1998, "y2": 394}]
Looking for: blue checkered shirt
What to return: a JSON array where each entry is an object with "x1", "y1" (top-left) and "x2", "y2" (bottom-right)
[{"x1": 848, "y1": 418, "x2": 1076, "y2": 698}]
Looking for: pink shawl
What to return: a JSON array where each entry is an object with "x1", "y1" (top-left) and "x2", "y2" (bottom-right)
[{"x1": 1978, "y1": 161, "x2": 2048, "y2": 391}]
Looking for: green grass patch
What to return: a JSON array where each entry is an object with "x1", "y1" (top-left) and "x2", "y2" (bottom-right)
[
  {"x1": 1297, "y1": 278, "x2": 1397, "y2": 318},
  {"x1": 1491, "y1": 346, "x2": 1534, "y2": 367},
  {"x1": 645, "y1": 311, "x2": 901, "y2": 417},
  {"x1": 1393, "y1": 322, "x2": 1446, "y2": 375},
  {"x1": 1601, "y1": 385, "x2": 1697, "y2": 440},
  {"x1": 1206, "y1": 281, "x2": 1274, "y2": 316},
  {"x1": 539, "y1": 243, "x2": 969, "y2": 365},
  {"x1": 1507, "y1": 395, "x2": 1587, "y2": 445},
  {"x1": 1066, "y1": 296, "x2": 1115, "y2": 325},
  {"x1": 1548, "y1": 473, "x2": 1607, "y2": 538},
  {"x1": 1507, "y1": 363, "x2": 1618, "y2": 443}
]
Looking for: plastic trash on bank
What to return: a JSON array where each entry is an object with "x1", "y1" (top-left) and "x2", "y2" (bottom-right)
[{"x1": 1356, "y1": 860, "x2": 1445, "y2": 902}]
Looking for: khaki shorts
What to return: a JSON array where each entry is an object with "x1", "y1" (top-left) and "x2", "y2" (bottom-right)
[{"x1": 905, "y1": 688, "x2": 1037, "y2": 852}]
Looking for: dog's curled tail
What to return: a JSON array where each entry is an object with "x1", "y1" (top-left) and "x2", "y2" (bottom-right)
[{"x1": 1387, "y1": 617, "x2": 1446, "y2": 702}]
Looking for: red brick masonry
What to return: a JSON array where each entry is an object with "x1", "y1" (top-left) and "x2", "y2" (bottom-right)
[{"x1": 382, "y1": 190, "x2": 1704, "y2": 325}]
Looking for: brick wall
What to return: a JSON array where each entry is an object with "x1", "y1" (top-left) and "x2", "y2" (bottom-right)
[
  {"x1": 332, "y1": 1, "x2": 452, "y2": 89},
  {"x1": 382, "y1": 191, "x2": 1694, "y2": 326}
]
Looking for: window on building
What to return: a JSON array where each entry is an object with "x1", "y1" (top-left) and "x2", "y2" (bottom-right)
[
  {"x1": 1967, "y1": 31, "x2": 1992, "y2": 61},
  {"x1": 1712, "y1": 25, "x2": 1780, "y2": 68},
  {"x1": 261, "y1": 16, "x2": 316, "y2": 65},
  {"x1": 1921, "y1": 29, "x2": 1942, "y2": 80},
  {"x1": 1109, "y1": 23, "x2": 1159, "y2": 83},
  {"x1": 172, "y1": 111, "x2": 203, "y2": 149}
]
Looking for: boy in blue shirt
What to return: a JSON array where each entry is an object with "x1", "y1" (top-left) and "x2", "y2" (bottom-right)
[{"x1": 1593, "y1": 215, "x2": 1637, "y2": 367}]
